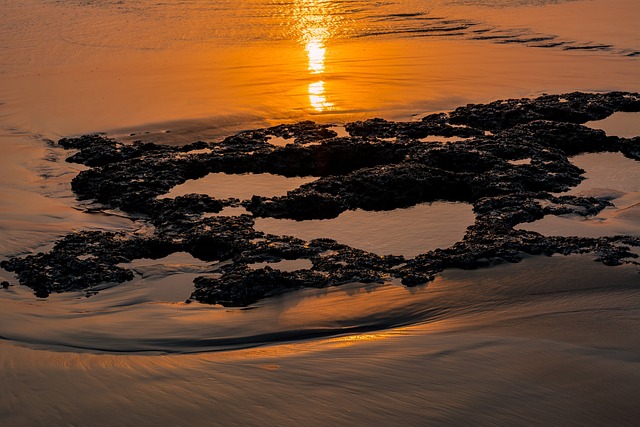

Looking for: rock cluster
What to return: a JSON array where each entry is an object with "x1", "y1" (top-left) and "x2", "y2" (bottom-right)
[{"x1": 2, "y1": 92, "x2": 639, "y2": 305}]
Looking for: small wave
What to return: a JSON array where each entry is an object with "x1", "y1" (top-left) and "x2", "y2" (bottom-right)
[{"x1": 2, "y1": 254, "x2": 638, "y2": 354}]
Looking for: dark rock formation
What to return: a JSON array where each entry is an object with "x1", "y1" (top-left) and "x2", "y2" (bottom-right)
[
  {"x1": 449, "y1": 91, "x2": 640, "y2": 131},
  {"x1": 2, "y1": 91, "x2": 639, "y2": 305}
]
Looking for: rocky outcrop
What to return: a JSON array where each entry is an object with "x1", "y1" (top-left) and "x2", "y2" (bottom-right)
[{"x1": 2, "y1": 91, "x2": 639, "y2": 305}]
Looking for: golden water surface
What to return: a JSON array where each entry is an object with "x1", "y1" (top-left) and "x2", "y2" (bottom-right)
[
  {"x1": 0, "y1": 0, "x2": 637, "y2": 137},
  {"x1": 0, "y1": 0, "x2": 639, "y2": 425}
]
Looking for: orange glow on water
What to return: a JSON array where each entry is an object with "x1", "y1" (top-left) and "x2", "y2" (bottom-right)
[
  {"x1": 306, "y1": 39, "x2": 326, "y2": 74},
  {"x1": 1, "y1": 0, "x2": 638, "y2": 137},
  {"x1": 295, "y1": 0, "x2": 335, "y2": 112},
  {"x1": 308, "y1": 81, "x2": 333, "y2": 111}
]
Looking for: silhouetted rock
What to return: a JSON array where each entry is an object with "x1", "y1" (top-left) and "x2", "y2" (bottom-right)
[{"x1": 3, "y1": 92, "x2": 639, "y2": 305}]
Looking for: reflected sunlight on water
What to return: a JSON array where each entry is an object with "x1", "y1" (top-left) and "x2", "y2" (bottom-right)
[
  {"x1": 1, "y1": 1, "x2": 640, "y2": 424},
  {"x1": 306, "y1": 40, "x2": 326, "y2": 74},
  {"x1": 308, "y1": 81, "x2": 333, "y2": 111},
  {"x1": 0, "y1": 0, "x2": 637, "y2": 136},
  {"x1": 295, "y1": 0, "x2": 336, "y2": 112}
]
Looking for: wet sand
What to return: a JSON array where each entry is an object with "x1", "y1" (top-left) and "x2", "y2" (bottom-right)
[{"x1": 1, "y1": 255, "x2": 639, "y2": 425}]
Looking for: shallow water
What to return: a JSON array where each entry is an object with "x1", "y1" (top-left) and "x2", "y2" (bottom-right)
[
  {"x1": 256, "y1": 201, "x2": 475, "y2": 257},
  {"x1": 160, "y1": 172, "x2": 318, "y2": 200},
  {"x1": 1, "y1": 255, "x2": 639, "y2": 425},
  {"x1": 586, "y1": 112, "x2": 640, "y2": 138},
  {"x1": 1, "y1": 0, "x2": 638, "y2": 137},
  {"x1": 518, "y1": 152, "x2": 640, "y2": 238},
  {"x1": 1, "y1": 0, "x2": 639, "y2": 424},
  {"x1": 0, "y1": 131, "x2": 139, "y2": 258},
  {"x1": 1, "y1": 252, "x2": 637, "y2": 352}
]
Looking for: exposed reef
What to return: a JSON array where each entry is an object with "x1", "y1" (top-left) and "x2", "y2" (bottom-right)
[{"x1": 2, "y1": 92, "x2": 640, "y2": 306}]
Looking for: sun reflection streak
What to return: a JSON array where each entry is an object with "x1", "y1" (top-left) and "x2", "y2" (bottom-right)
[
  {"x1": 295, "y1": 0, "x2": 337, "y2": 112},
  {"x1": 309, "y1": 80, "x2": 333, "y2": 111},
  {"x1": 306, "y1": 39, "x2": 326, "y2": 74}
]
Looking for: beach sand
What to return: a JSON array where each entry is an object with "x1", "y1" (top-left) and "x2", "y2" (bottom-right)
[{"x1": 2, "y1": 255, "x2": 639, "y2": 426}]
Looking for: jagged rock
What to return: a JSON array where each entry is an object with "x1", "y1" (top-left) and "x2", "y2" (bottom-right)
[{"x1": 3, "y1": 91, "x2": 639, "y2": 305}]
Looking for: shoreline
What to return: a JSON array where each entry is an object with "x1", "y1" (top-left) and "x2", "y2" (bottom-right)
[
  {"x1": 0, "y1": 251, "x2": 638, "y2": 354},
  {"x1": 2, "y1": 254, "x2": 640, "y2": 425}
]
